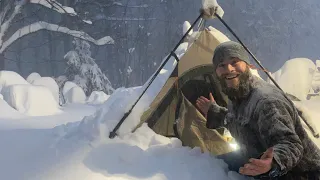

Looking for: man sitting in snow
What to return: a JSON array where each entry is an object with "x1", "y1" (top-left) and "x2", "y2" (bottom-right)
[{"x1": 196, "y1": 41, "x2": 320, "y2": 179}]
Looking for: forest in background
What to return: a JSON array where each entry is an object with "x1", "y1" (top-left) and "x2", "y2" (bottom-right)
[{"x1": 1, "y1": 0, "x2": 320, "y2": 90}]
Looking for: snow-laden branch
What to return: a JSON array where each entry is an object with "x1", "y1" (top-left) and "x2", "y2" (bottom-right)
[
  {"x1": 30, "y1": 0, "x2": 93, "y2": 24},
  {"x1": 0, "y1": 1, "x2": 25, "y2": 46},
  {"x1": 113, "y1": 2, "x2": 148, "y2": 8},
  {"x1": 30, "y1": 0, "x2": 77, "y2": 16},
  {"x1": 0, "y1": 21, "x2": 114, "y2": 53}
]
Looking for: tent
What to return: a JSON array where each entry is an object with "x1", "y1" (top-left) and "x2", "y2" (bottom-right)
[
  {"x1": 132, "y1": 26, "x2": 242, "y2": 156},
  {"x1": 129, "y1": 24, "x2": 320, "y2": 156}
]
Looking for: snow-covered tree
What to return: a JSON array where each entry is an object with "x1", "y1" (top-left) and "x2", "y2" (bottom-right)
[
  {"x1": 0, "y1": 0, "x2": 114, "y2": 70},
  {"x1": 64, "y1": 38, "x2": 114, "y2": 96}
]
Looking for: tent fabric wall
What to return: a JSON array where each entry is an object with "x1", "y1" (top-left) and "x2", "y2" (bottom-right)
[{"x1": 135, "y1": 27, "x2": 234, "y2": 156}]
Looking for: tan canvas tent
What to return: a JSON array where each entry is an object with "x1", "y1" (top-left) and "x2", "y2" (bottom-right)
[
  {"x1": 132, "y1": 26, "x2": 238, "y2": 156},
  {"x1": 130, "y1": 24, "x2": 319, "y2": 157}
]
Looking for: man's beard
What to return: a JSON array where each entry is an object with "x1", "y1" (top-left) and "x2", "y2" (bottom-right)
[{"x1": 217, "y1": 67, "x2": 252, "y2": 102}]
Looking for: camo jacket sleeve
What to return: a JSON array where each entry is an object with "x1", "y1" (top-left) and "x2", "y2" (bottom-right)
[
  {"x1": 206, "y1": 102, "x2": 228, "y2": 129},
  {"x1": 254, "y1": 97, "x2": 304, "y2": 175}
]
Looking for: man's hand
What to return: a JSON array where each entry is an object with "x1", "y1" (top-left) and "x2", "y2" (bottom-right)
[
  {"x1": 196, "y1": 93, "x2": 215, "y2": 118},
  {"x1": 239, "y1": 147, "x2": 274, "y2": 176}
]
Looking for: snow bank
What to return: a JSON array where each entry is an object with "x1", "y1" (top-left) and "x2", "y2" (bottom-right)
[
  {"x1": 87, "y1": 91, "x2": 110, "y2": 104},
  {"x1": 294, "y1": 100, "x2": 320, "y2": 148},
  {"x1": 63, "y1": 81, "x2": 79, "y2": 96},
  {"x1": 64, "y1": 86, "x2": 86, "y2": 104},
  {"x1": 32, "y1": 77, "x2": 60, "y2": 103},
  {"x1": 268, "y1": 58, "x2": 316, "y2": 100},
  {"x1": 26, "y1": 72, "x2": 41, "y2": 84},
  {"x1": 316, "y1": 60, "x2": 320, "y2": 71},
  {"x1": 0, "y1": 98, "x2": 23, "y2": 119},
  {"x1": 1, "y1": 84, "x2": 61, "y2": 116},
  {"x1": 0, "y1": 71, "x2": 29, "y2": 92},
  {"x1": 62, "y1": 42, "x2": 189, "y2": 140},
  {"x1": 311, "y1": 62, "x2": 320, "y2": 93}
]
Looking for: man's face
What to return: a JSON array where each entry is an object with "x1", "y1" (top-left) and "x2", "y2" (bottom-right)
[
  {"x1": 215, "y1": 58, "x2": 248, "y2": 88},
  {"x1": 215, "y1": 58, "x2": 251, "y2": 100}
]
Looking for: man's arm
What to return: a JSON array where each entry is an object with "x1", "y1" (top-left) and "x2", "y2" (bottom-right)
[
  {"x1": 255, "y1": 98, "x2": 304, "y2": 176},
  {"x1": 206, "y1": 102, "x2": 228, "y2": 129}
]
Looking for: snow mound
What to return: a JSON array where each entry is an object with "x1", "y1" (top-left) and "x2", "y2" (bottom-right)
[
  {"x1": 316, "y1": 60, "x2": 320, "y2": 71},
  {"x1": 65, "y1": 86, "x2": 86, "y2": 104},
  {"x1": 0, "y1": 98, "x2": 23, "y2": 118},
  {"x1": 268, "y1": 58, "x2": 316, "y2": 100},
  {"x1": 63, "y1": 81, "x2": 79, "y2": 97},
  {"x1": 87, "y1": 91, "x2": 110, "y2": 104},
  {"x1": 1, "y1": 84, "x2": 61, "y2": 116},
  {"x1": 26, "y1": 72, "x2": 41, "y2": 84},
  {"x1": 32, "y1": 77, "x2": 59, "y2": 103},
  {"x1": 0, "y1": 71, "x2": 29, "y2": 92},
  {"x1": 61, "y1": 42, "x2": 188, "y2": 140},
  {"x1": 311, "y1": 62, "x2": 320, "y2": 94},
  {"x1": 294, "y1": 100, "x2": 320, "y2": 148}
]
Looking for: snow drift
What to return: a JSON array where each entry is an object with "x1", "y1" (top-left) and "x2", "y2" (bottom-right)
[
  {"x1": 62, "y1": 81, "x2": 79, "y2": 96},
  {"x1": 87, "y1": 91, "x2": 110, "y2": 104},
  {"x1": 61, "y1": 42, "x2": 187, "y2": 140},
  {"x1": 64, "y1": 86, "x2": 86, "y2": 104},
  {"x1": 26, "y1": 72, "x2": 41, "y2": 84},
  {"x1": 268, "y1": 58, "x2": 316, "y2": 100},
  {"x1": 1, "y1": 84, "x2": 61, "y2": 116},
  {"x1": 0, "y1": 71, "x2": 29, "y2": 92},
  {"x1": 32, "y1": 77, "x2": 60, "y2": 103}
]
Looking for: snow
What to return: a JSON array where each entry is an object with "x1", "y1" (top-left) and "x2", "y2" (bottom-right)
[
  {"x1": 0, "y1": 58, "x2": 319, "y2": 179},
  {"x1": 316, "y1": 60, "x2": 320, "y2": 70},
  {"x1": 64, "y1": 38, "x2": 114, "y2": 95},
  {"x1": 26, "y1": 72, "x2": 41, "y2": 84},
  {"x1": 0, "y1": 21, "x2": 114, "y2": 53},
  {"x1": 1, "y1": 84, "x2": 61, "y2": 116},
  {"x1": 64, "y1": 86, "x2": 87, "y2": 104},
  {"x1": 1, "y1": 25, "x2": 320, "y2": 179},
  {"x1": 294, "y1": 100, "x2": 320, "y2": 148},
  {"x1": 63, "y1": 81, "x2": 79, "y2": 97},
  {"x1": 32, "y1": 77, "x2": 60, "y2": 103},
  {"x1": 87, "y1": 91, "x2": 110, "y2": 104},
  {"x1": 311, "y1": 62, "x2": 320, "y2": 94},
  {"x1": 268, "y1": 58, "x2": 316, "y2": 100},
  {"x1": 0, "y1": 71, "x2": 29, "y2": 92},
  {"x1": 128, "y1": 48, "x2": 135, "y2": 53},
  {"x1": 183, "y1": 21, "x2": 193, "y2": 36},
  {"x1": 30, "y1": 0, "x2": 77, "y2": 16},
  {"x1": 201, "y1": 0, "x2": 224, "y2": 18},
  {"x1": 83, "y1": 20, "x2": 93, "y2": 24}
]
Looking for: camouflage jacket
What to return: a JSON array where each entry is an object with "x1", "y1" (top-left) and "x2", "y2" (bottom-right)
[{"x1": 206, "y1": 76, "x2": 320, "y2": 178}]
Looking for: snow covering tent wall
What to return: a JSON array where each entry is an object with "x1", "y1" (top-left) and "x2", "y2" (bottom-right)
[{"x1": 134, "y1": 27, "x2": 236, "y2": 156}]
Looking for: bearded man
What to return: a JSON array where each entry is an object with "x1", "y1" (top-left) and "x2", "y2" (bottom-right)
[{"x1": 196, "y1": 41, "x2": 320, "y2": 179}]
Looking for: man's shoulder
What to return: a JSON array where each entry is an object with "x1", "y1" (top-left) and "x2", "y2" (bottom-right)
[
  {"x1": 250, "y1": 78, "x2": 284, "y2": 103},
  {"x1": 248, "y1": 78, "x2": 293, "y2": 113}
]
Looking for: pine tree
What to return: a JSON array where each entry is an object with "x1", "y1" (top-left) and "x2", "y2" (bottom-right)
[{"x1": 64, "y1": 38, "x2": 114, "y2": 96}]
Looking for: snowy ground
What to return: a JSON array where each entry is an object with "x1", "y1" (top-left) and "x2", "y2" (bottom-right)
[
  {"x1": 0, "y1": 95, "x2": 247, "y2": 180},
  {"x1": 0, "y1": 52, "x2": 319, "y2": 179}
]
